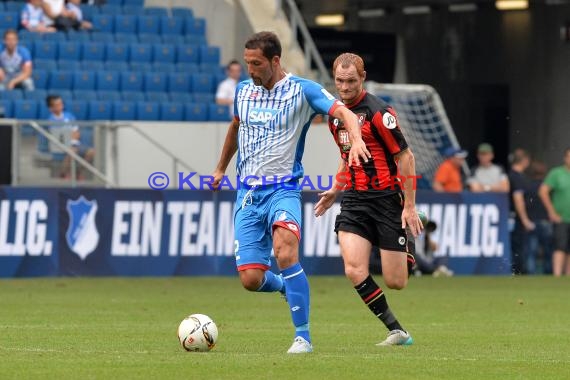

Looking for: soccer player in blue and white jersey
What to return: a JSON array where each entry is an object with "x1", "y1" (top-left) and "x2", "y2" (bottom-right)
[
  {"x1": 212, "y1": 31, "x2": 370, "y2": 354},
  {"x1": 0, "y1": 30, "x2": 34, "y2": 91}
]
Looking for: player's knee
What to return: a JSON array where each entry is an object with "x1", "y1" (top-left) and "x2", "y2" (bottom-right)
[
  {"x1": 239, "y1": 272, "x2": 263, "y2": 291},
  {"x1": 385, "y1": 276, "x2": 407, "y2": 290},
  {"x1": 344, "y1": 264, "x2": 368, "y2": 285},
  {"x1": 273, "y1": 228, "x2": 298, "y2": 264}
]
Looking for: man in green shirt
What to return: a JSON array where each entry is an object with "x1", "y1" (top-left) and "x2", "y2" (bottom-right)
[{"x1": 539, "y1": 148, "x2": 570, "y2": 276}]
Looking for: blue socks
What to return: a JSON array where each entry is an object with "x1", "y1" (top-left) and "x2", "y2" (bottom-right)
[
  {"x1": 281, "y1": 263, "x2": 311, "y2": 343},
  {"x1": 256, "y1": 271, "x2": 285, "y2": 293}
]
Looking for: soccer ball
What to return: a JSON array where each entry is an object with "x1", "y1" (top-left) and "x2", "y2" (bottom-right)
[{"x1": 177, "y1": 314, "x2": 218, "y2": 352}]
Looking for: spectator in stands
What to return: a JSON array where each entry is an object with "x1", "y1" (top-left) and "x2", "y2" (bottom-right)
[
  {"x1": 539, "y1": 148, "x2": 570, "y2": 276},
  {"x1": 66, "y1": 0, "x2": 92, "y2": 30},
  {"x1": 0, "y1": 30, "x2": 35, "y2": 91},
  {"x1": 21, "y1": 0, "x2": 57, "y2": 33},
  {"x1": 46, "y1": 94, "x2": 95, "y2": 179},
  {"x1": 216, "y1": 60, "x2": 242, "y2": 118},
  {"x1": 508, "y1": 148, "x2": 532, "y2": 274},
  {"x1": 42, "y1": 0, "x2": 81, "y2": 31},
  {"x1": 432, "y1": 146, "x2": 467, "y2": 192},
  {"x1": 467, "y1": 143, "x2": 509, "y2": 193}
]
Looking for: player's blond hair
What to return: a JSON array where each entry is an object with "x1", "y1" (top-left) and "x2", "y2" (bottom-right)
[{"x1": 332, "y1": 53, "x2": 365, "y2": 78}]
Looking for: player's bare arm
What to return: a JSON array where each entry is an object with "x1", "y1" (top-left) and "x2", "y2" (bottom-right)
[
  {"x1": 314, "y1": 160, "x2": 347, "y2": 217},
  {"x1": 212, "y1": 119, "x2": 239, "y2": 190},
  {"x1": 331, "y1": 106, "x2": 370, "y2": 167},
  {"x1": 396, "y1": 148, "x2": 423, "y2": 237}
]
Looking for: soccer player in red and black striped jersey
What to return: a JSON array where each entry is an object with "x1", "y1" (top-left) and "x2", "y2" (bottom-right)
[{"x1": 315, "y1": 53, "x2": 423, "y2": 346}]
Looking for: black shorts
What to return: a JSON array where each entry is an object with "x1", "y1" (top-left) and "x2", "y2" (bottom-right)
[
  {"x1": 553, "y1": 222, "x2": 570, "y2": 253},
  {"x1": 334, "y1": 191, "x2": 414, "y2": 253}
]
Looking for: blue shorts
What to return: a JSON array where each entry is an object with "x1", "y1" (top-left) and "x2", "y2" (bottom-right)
[{"x1": 234, "y1": 186, "x2": 302, "y2": 271}]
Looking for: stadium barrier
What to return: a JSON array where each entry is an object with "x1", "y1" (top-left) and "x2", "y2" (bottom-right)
[{"x1": 0, "y1": 188, "x2": 511, "y2": 277}]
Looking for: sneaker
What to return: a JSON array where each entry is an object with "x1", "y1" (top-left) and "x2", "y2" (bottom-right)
[
  {"x1": 433, "y1": 265, "x2": 454, "y2": 277},
  {"x1": 287, "y1": 336, "x2": 313, "y2": 354},
  {"x1": 376, "y1": 329, "x2": 413, "y2": 346}
]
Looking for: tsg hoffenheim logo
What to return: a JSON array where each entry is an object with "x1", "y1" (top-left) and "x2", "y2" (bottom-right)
[{"x1": 66, "y1": 196, "x2": 99, "y2": 260}]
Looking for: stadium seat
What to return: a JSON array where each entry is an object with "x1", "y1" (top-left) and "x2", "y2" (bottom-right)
[
  {"x1": 167, "y1": 73, "x2": 191, "y2": 93},
  {"x1": 79, "y1": 126, "x2": 94, "y2": 146},
  {"x1": 31, "y1": 70, "x2": 48, "y2": 89},
  {"x1": 90, "y1": 32, "x2": 115, "y2": 43},
  {"x1": 120, "y1": 72, "x2": 143, "y2": 92},
  {"x1": 73, "y1": 71, "x2": 96, "y2": 91},
  {"x1": 106, "y1": 43, "x2": 130, "y2": 62},
  {"x1": 129, "y1": 43, "x2": 153, "y2": 62},
  {"x1": 160, "y1": 16, "x2": 184, "y2": 35},
  {"x1": 172, "y1": 8, "x2": 194, "y2": 18},
  {"x1": 0, "y1": 12, "x2": 19, "y2": 30},
  {"x1": 151, "y1": 62, "x2": 176, "y2": 73},
  {"x1": 105, "y1": 0, "x2": 123, "y2": 5},
  {"x1": 185, "y1": 17, "x2": 205, "y2": 36},
  {"x1": 67, "y1": 100, "x2": 88, "y2": 120},
  {"x1": 19, "y1": 30, "x2": 42, "y2": 42},
  {"x1": 34, "y1": 41, "x2": 58, "y2": 60},
  {"x1": 121, "y1": 91, "x2": 145, "y2": 102},
  {"x1": 0, "y1": 89, "x2": 23, "y2": 101},
  {"x1": 5, "y1": 2, "x2": 23, "y2": 13},
  {"x1": 208, "y1": 103, "x2": 231, "y2": 122},
  {"x1": 114, "y1": 33, "x2": 138, "y2": 44},
  {"x1": 66, "y1": 31, "x2": 91, "y2": 43},
  {"x1": 100, "y1": 4, "x2": 122, "y2": 15},
  {"x1": 97, "y1": 90, "x2": 121, "y2": 101},
  {"x1": 92, "y1": 14, "x2": 115, "y2": 33},
  {"x1": 193, "y1": 93, "x2": 215, "y2": 104},
  {"x1": 58, "y1": 60, "x2": 81, "y2": 71},
  {"x1": 176, "y1": 62, "x2": 199, "y2": 72},
  {"x1": 129, "y1": 62, "x2": 152, "y2": 72},
  {"x1": 81, "y1": 61, "x2": 105, "y2": 71},
  {"x1": 153, "y1": 44, "x2": 176, "y2": 63},
  {"x1": 115, "y1": 15, "x2": 137, "y2": 34},
  {"x1": 191, "y1": 73, "x2": 214, "y2": 94},
  {"x1": 113, "y1": 101, "x2": 137, "y2": 120},
  {"x1": 168, "y1": 92, "x2": 193, "y2": 103},
  {"x1": 43, "y1": 33, "x2": 66, "y2": 42},
  {"x1": 123, "y1": 0, "x2": 144, "y2": 6},
  {"x1": 198, "y1": 63, "x2": 223, "y2": 75},
  {"x1": 184, "y1": 34, "x2": 207, "y2": 46},
  {"x1": 199, "y1": 46, "x2": 220, "y2": 65},
  {"x1": 145, "y1": 92, "x2": 169, "y2": 102},
  {"x1": 122, "y1": 5, "x2": 144, "y2": 15},
  {"x1": 136, "y1": 101, "x2": 160, "y2": 121},
  {"x1": 105, "y1": 61, "x2": 129, "y2": 72},
  {"x1": 176, "y1": 45, "x2": 199, "y2": 64},
  {"x1": 82, "y1": 42, "x2": 106, "y2": 61},
  {"x1": 88, "y1": 101, "x2": 112, "y2": 120},
  {"x1": 160, "y1": 102, "x2": 184, "y2": 121},
  {"x1": 24, "y1": 90, "x2": 47, "y2": 102},
  {"x1": 137, "y1": 16, "x2": 159, "y2": 35},
  {"x1": 144, "y1": 7, "x2": 168, "y2": 17},
  {"x1": 33, "y1": 59, "x2": 56, "y2": 71},
  {"x1": 137, "y1": 34, "x2": 162, "y2": 45},
  {"x1": 184, "y1": 103, "x2": 207, "y2": 121},
  {"x1": 57, "y1": 90, "x2": 73, "y2": 105},
  {"x1": 1, "y1": 100, "x2": 13, "y2": 118},
  {"x1": 144, "y1": 72, "x2": 167, "y2": 92},
  {"x1": 48, "y1": 71, "x2": 74, "y2": 91},
  {"x1": 80, "y1": 5, "x2": 99, "y2": 20},
  {"x1": 96, "y1": 71, "x2": 120, "y2": 91},
  {"x1": 13, "y1": 100, "x2": 38, "y2": 119},
  {"x1": 58, "y1": 42, "x2": 82, "y2": 61},
  {"x1": 73, "y1": 90, "x2": 98, "y2": 102}
]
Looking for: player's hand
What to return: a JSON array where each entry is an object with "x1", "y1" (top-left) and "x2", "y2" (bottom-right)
[
  {"x1": 548, "y1": 211, "x2": 562, "y2": 223},
  {"x1": 348, "y1": 138, "x2": 370, "y2": 167},
  {"x1": 314, "y1": 189, "x2": 338, "y2": 217},
  {"x1": 211, "y1": 169, "x2": 225, "y2": 191},
  {"x1": 402, "y1": 206, "x2": 423, "y2": 237}
]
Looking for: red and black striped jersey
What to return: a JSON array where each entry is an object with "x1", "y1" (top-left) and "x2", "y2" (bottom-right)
[{"x1": 328, "y1": 90, "x2": 409, "y2": 192}]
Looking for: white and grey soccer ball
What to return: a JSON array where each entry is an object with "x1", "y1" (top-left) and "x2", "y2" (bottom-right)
[{"x1": 177, "y1": 314, "x2": 218, "y2": 352}]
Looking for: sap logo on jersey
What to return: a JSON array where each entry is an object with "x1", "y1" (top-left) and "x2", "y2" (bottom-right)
[
  {"x1": 248, "y1": 108, "x2": 278, "y2": 125},
  {"x1": 0, "y1": 200, "x2": 52, "y2": 256},
  {"x1": 66, "y1": 196, "x2": 100, "y2": 260}
]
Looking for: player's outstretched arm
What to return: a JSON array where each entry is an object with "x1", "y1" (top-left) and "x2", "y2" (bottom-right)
[
  {"x1": 331, "y1": 106, "x2": 370, "y2": 167},
  {"x1": 212, "y1": 119, "x2": 239, "y2": 190},
  {"x1": 314, "y1": 160, "x2": 347, "y2": 217},
  {"x1": 397, "y1": 148, "x2": 423, "y2": 237}
]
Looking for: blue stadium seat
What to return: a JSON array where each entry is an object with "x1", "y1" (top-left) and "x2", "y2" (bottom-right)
[
  {"x1": 97, "y1": 90, "x2": 121, "y2": 101},
  {"x1": 144, "y1": 7, "x2": 168, "y2": 17},
  {"x1": 5, "y1": 2, "x2": 23, "y2": 13},
  {"x1": 122, "y1": 5, "x2": 144, "y2": 15},
  {"x1": 0, "y1": 89, "x2": 23, "y2": 101},
  {"x1": 144, "y1": 72, "x2": 167, "y2": 92},
  {"x1": 208, "y1": 103, "x2": 231, "y2": 122},
  {"x1": 73, "y1": 71, "x2": 96, "y2": 91},
  {"x1": 19, "y1": 30, "x2": 43, "y2": 42},
  {"x1": 81, "y1": 61, "x2": 105, "y2": 71},
  {"x1": 31, "y1": 70, "x2": 48, "y2": 89},
  {"x1": 33, "y1": 59, "x2": 57, "y2": 71},
  {"x1": 167, "y1": 73, "x2": 191, "y2": 93},
  {"x1": 90, "y1": 32, "x2": 115, "y2": 43},
  {"x1": 129, "y1": 62, "x2": 152, "y2": 72},
  {"x1": 56, "y1": 90, "x2": 73, "y2": 105},
  {"x1": 191, "y1": 73, "x2": 214, "y2": 94},
  {"x1": 96, "y1": 71, "x2": 120, "y2": 91},
  {"x1": 105, "y1": 61, "x2": 129, "y2": 72},
  {"x1": 1, "y1": 100, "x2": 13, "y2": 118},
  {"x1": 184, "y1": 103, "x2": 207, "y2": 121},
  {"x1": 43, "y1": 32, "x2": 66, "y2": 42},
  {"x1": 214, "y1": 72, "x2": 227, "y2": 87},
  {"x1": 193, "y1": 93, "x2": 215, "y2": 104},
  {"x1": 66, "y1": 31, "x2": 91, "y2": 43},
  {"x1": 137, "y1": 16, "x2": 159, "y2": 35},
  {"x1": 106, "y1": 43, "x2": 130, "y2": 62},
  {"x1": 0, "y1": 12, "x2": 19, "y2": 30},
  {"x1": 137, "y1": 34, "x2": 161, "y2": 45},
  {"x1": 121, "y1": 91, "x2": 145, "y2": 102},
  {"x1": 80, "y1": 5, "x2": 99, "y2": 20},
  {"x1": 185, "y1": 17, "x2": 205, "y2": 36},
  {"x1": 162, "y1": 34, "x2": 185, "y2": 45},
  {"x1": 120, "y1": 72, "x2": 143, "y2": 92},
  {"x1": 24, "y1": 90, "x2": 47, "y2": 102},
  {"x1": 68, "y1": 100, "x2": 88, "y2": 120},
  {"x1": 168, "y1": 92, "x2": 193, "y2": 103},
  {"x1": 114, "y1": 33, "x2": 138, "y2": 44},
  {"x1": 80, "y1": 126, "x2": 94, "y2": 146},
  {"x1": 151, "y1": 62, "x2": 176, "y2": 73},
  {"x1": 73, "y1": 90, "x2": 98, "y2": 102},
  {"x1": 176, "y1": 62, "x2": 199, "y2": 72},
  {"x1": 172, "y1": 8, "x2": 194, "y2": 18},
  {"x1": 199, "y1": 46, "x2": 220, "y2": 65},
  {"x1": 184, "y1": 34, "x2": 207, "y2": 45},
  {"x1": 82, "y1": 42, "x2": 106, "y2": 61},
  {"x1": 92, "y1": 14, "x2": 115, "y2": 33},
  {"x1": 115, "y1": 15, "x2": 137, "y2": 34},
  {"x1": 105, "y1": 0, "x2": 123, "y2": 5},
  {"x1": 88, "y1": 101, "x2": 112, "y2": 120},
  {"x1": 113, "y1": 101, "x2": 137, "y2": 120},
  {"x1": 199, "y1": 63, "x2": 223, "y2": 75},
  {"x1": 58, "y1": 60, "x2": 81, "y2": 71},
  {"x1": 153, "y1": 44, "x2": 176, "y2": 63},
  {"x1": 37, "y1": 102, "x2": 50, "y2": 120},
  {"x1": 160, "y1": 16, "x2": 184, "y2": 35},
  {"x1": 123, "y1": 0, "x2": 144, "y2": 6},
  {"x1": 145, "y1": 92, "x2": 169, "y2": 102},
  {"x1": 13, "y1": 100, "x2": 38, "y2": 119},
  {"x1": 58, "y1": 42, "x2": 82, "y2": 61},
  {"x1": 136, "y1": 101, "x2": 160, "y2": 121},
  {"x1": 34, "y1": 41, "x2": 58, "y2": 60},
  {"x1": 99, "y1": 4, "x2": 122, "y2": 15},
  {"x1": 160, "y1": 102, "x2": 184, "y2": 121},
  {"x1": 48, "y1": 71, "x2": 74, "y2": 91},
  {"x1": 129, "y1": 43, "x2": 153, "y2": 62},
  {"x1": 176, "y1": 45, "x2": 199, "y2": 64}
]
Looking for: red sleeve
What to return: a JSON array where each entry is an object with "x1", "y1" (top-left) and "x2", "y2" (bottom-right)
[
  {"x1": 327, "y1": 100, "x2": 345, "y2": 117},
  {"x1": 371, "y1": 108, "x2": 408, "y2": 155}
]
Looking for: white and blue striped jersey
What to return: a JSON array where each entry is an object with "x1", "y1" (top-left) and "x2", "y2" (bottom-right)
[{"x1": 234, "y1": 74, "x2": 343, "y2": 184}]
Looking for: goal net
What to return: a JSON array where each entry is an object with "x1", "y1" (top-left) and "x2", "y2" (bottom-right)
[{"x1": 364, "y1": 82, "x2": 468, "y2": 189}]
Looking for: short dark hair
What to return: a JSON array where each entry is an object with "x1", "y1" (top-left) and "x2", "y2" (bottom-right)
[
  {"x1": 245, "y1": 31, "x2": 281, "y2": 61},
  {"x1": 227, "y1": 59, "x2": 241, "y2": 69},
  {"x1": 511, "y1": 148, "x2": 530, "y2": 164},
  {"x1": 46, "y1": 94, "x2": 62, "y2": 107},
  {"x1": 3, "y1": 29, "x2": 17, "y2": 39}
]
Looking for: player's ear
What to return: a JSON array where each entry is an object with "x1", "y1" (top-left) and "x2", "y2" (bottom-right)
[
  {"x1": 362, "y1": 70, "x2": 367, "y2": 81},
  {"x1": 272, "y1": 55, "x2": 280, "y2": 67}
]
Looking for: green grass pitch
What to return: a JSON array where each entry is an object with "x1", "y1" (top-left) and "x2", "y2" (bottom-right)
[{"x1": 1, "y1": 276, "x2": 569, "y2": 379}]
